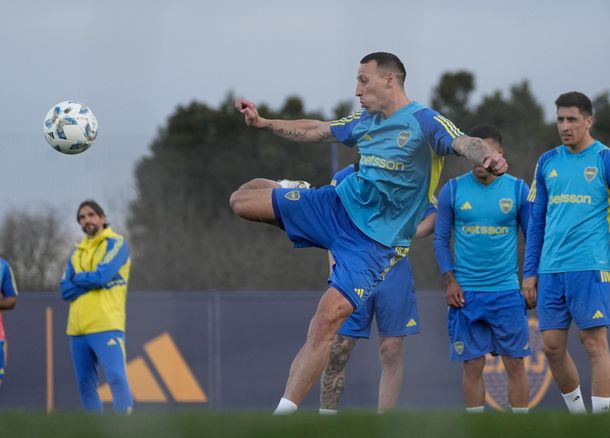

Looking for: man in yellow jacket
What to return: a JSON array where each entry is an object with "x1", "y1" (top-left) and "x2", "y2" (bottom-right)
[{"x1": 60, "y1": 200, "x2": 132, "y2": 413}]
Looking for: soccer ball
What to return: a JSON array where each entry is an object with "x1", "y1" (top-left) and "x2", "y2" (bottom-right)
[{"x1": 43, "y1": 101, "x2": 98, "y2": 154}]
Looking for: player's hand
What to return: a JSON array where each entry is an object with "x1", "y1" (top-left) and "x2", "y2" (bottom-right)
[
  {"x1": 482, "y1": 150, "x2": 508, "y2": 176},
  {"x1": 446, "y1": 281, "x2": 465, "y2": 308},
  {"x1": 235, "y1": 97, "x2": 265, "y2": 128},
  {"x1": 522, "y1": 276, "x2": 538, "y2": 309}
]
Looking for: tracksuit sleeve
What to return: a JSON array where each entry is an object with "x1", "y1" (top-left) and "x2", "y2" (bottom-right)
[
  {"x1": 434, "y1": 183, "x2": 455, "y2": 274},
  {"x1": 518, "y1": 181, "x2": 530, "y2": 240},
  {"x1": 71, "y1": 238, "x2": 129, "y2": 289},
  {"x1": 523, "y1": 161, "x2": 547, "y2": 278}
]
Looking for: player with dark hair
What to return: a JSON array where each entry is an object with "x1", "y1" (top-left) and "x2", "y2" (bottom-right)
[
  {"x1": 523, "y1": 91, "x2": 610, "y2": 413},
  {"x1": 434, "y1": 125, "x2": 530, "y2": 413},
  {"x1": 60, "y1": 200, "x2": 133, "y2": 414},
  {"x1": 231, "y1": 52, "x2": 507, "y2": 414},
  {"x1": 0, "y1": 258, "x2": 18, "y2": 389}
]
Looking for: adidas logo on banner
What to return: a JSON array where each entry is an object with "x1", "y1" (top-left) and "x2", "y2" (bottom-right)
[{"x1": 98, "y1": 332, "x2": 207, "y2": 403}]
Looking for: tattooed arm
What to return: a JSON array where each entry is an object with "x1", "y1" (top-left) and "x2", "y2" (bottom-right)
[
  {"x1": 235, "y1": 97, "x2": 334, "y2": 143},
  {"x1": 451, "y1": 135, "x2": 508, "y2": 175}
]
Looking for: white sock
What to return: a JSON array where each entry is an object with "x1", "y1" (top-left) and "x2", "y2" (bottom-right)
[
  {"x1": 512, "y1": 407, "x2": 529, "y2": 414},
  {"x1": 562, "y1": 386, "x2": 587, "y2": 414},
  {"x1": 319, "y1": 408, "x2": 338, "y2": 415},
  {"x1": 273, "y1": 397, "x2": 297, "y2": 415},
  {"x1": 591, "y1": 396, "x2": 610, "y2": 413},
  {"x1": 465, "y1": 406, "x2": 484, "y2": 413}
]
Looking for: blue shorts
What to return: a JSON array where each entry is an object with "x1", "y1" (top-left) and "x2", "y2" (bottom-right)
[
  {"x1": 448, "y1": 289, "x2": 530, "y2": 361},
  {"x1": 0, "y1": 340, "x2": 4, "y2": 380},
  {"x1": 272, "y1": 186, "x2": 405, "y2": 309},
  {"x1": 538, "y1": 271, "x2": 610, "y2": 331},
  {"x1": 338, "y1": 255, "x2": 419, "y2": 338}
]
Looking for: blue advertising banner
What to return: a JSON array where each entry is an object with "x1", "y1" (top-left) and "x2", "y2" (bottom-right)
[{"x1": 0, "y1": 291, "x2": 592, "y2": 412}]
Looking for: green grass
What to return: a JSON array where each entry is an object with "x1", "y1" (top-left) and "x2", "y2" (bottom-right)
[{"x1": 1, "y1": 410, "x2": 609, "y2": 438}]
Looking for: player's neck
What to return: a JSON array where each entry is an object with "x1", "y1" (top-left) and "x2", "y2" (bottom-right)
[
  {"x1": 381, "y1": 95, "x2": 411, "y2": 118},
  {"x1": 475, "y1": 173, "x2": 496, "y2": 185},
  {"x1": 566, "y1": 135, "x2": 595, "y2": 153}
]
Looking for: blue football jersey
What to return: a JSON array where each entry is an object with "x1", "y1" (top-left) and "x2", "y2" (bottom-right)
[
  {"x1": 330, "y1": 102, "x2": 459, "y2": 247},
  {"x1": 524, "y1": 141, "x2": 610, "y2": 275},
  {"x1": 434, "y1": 172, "x2": 529, "y2": 291}
]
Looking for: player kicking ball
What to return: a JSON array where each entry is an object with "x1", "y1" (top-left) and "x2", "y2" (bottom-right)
[{"x1": 231, "y1": 52, "x2": 507, "y2": 414}]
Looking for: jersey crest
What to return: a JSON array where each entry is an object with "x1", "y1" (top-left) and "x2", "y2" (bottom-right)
[
  {"x1": 499, "y1": 198, "x2": 513, "y2": 214},
  {"x1": 584, "y1": 166, "x2": 597, "y2": 182}
]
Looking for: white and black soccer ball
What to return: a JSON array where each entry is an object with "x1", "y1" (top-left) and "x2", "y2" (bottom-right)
[{"x1": 43, "y1": 101, "x2": 98, "y2": 154}]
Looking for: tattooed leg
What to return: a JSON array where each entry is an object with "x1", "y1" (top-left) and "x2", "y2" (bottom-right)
[{"x1": 320, "y1": 334, "x2": 357, "y2": 410}]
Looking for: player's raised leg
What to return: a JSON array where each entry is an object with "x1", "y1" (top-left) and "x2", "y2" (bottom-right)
[
  {"x1": 378, "y1": 336, "x2": 405, "y2": 412},
  {"x1": 275, "y1": 287, "x2": 353, "y2": 414},
  {"x1": 229, "y1": 180, "x2": 277, "y2": 224}
]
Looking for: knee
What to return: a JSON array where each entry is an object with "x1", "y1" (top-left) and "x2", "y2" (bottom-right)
[
  {"x1": 542, "y1": 341, "x2": 565, "y2": 361},
  {"x1": 580, "y1": 334, "x2": 609, "y2": 358},
  {"x1": 309, "y1": 313, "x2": 337, "y2": 342},
  {"x1": 463, "y1": 357, "x2": 485, "y2": 378},
  {"x1": 104, "y1": 366, "x2": 128, "y2": 388},
  {"x1": 329, "y1": 335, "x2": 355, "y2": 360},
  {"x1": 309, "y1": 312, "x2": 348, "y2": 344},
  {"x1": 503, "y1": 357, "x2": 526, "y2": 376},
  {"x1": 379, "y1": 339, "x2": 404, "y2": 367},
  {"x1": 326, "y1": 335, "x2": 355, "y2": 373},
  {"x1": 229, "y1": 190, "x2": 246, "y2": 215}
]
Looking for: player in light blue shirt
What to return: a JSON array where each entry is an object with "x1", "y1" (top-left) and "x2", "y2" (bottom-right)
[
  {"x1": 523, "y1": 92, "x2": 610, "y2": 413},
  {"x1": 231, "y1": 52, "x2": 507, "y2": 414},
  {"x1": 434, "y1": 125, "x2": 530, "y2": 413},
  {"x1": 320, "y1": 164, "x2": 436, "y2": 413}
]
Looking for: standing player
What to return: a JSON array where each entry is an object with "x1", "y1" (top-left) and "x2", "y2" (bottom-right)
[
  {"x1": 0, "y1": 258, "x2": 18, "y2": 389},
  {"x1": 320, "y1": 163, "x2": 436, "y2": 414},
  {"x1": 60, "y1": 200, "x2": 133, "y2": 414},
  {"x1": 523, "y1": 92, "x2": 610, "y2": 413},
  {"x1": 434, "y1": 125, "x2": 530, "y2": 413},
  {"x1": 231, "y1": 52, "x2": 507, "y2": 414}
]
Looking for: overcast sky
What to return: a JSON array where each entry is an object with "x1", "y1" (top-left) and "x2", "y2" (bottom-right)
[{"x1": 1, "y1": 0, "x2": 609, "y2": 230}]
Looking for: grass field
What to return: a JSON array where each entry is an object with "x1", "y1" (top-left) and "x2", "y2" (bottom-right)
[{"x1": 2, "y1": 410, "x2": 610, "y2": 438}]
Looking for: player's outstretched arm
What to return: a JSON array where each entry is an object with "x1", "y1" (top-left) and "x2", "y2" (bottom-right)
[
  {"x1": 235, "y1": 97, "x2": 334, "y2": 143},
  {"x1": 451, "y1": 135, "x2": 508, "y2": 175}
]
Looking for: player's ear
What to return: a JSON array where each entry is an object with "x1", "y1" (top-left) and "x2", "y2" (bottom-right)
[{"x1": 386, "y1": 71, "x2": 393, "y2": 88}]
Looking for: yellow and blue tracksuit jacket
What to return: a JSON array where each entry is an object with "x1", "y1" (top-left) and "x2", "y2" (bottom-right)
[{"x1": 60, "y1": 227, "x2": 131, "y2": 336}]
